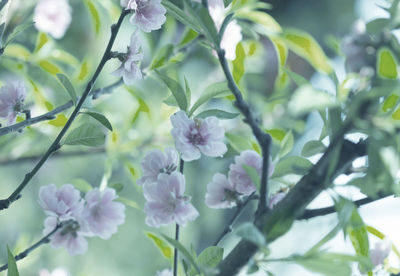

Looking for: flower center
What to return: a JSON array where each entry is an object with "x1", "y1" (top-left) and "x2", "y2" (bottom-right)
[
  {"x1": 187, "y1": 120, "x2": 206, "y2": 146},
  {"x1": 60, "y1": 220, "x2": 80, "y2": 237},
  {"x1": 159, "y1": 164, "x2": 177, "y2": 175}
]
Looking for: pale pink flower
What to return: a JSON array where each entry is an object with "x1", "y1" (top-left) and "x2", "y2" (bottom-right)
[
  {"x1": 205, "y1": 173, "x2": 238, "y2": 209},
  {"x1": 0, "y1": 80, "x2": 26, "y2": 125},
  {"x1": 82, "y1": 188, "x2": 125, "y2": 239},
  {"x1": 143, "y1": 172, "x2": 199, "y2": 227},
  {"x1": 121, "y1": 0, "x2": 166, "y2": 32},
  {"x1": 268, "y1": 191, "x2": 287, "y2": 209},
  {"x1": 208, "y1": 0, "x2": 242, "y2": 60},
  {"x1": 228, "y1": 150, "x2": 274, "y2": 196},
  {"x1": 370, "y1": 239, "x2": 391, "y2": 267},
  {"x1": 137, "y1": 148, "x2": 179, "y2": 186},
  {"x1": 39, "y1": 184, "x2": 83, "y2": 221},
  {"x1": 155, "y1": 269, "x2": 173, "y2": 276},
  {"x1": 171, "y1": 111, "x2": 227, "y2": 162},
  {"x1": 112, "y1": 31, "x2": 143, "y2": 85},
  {"x1": 33, "y1": 0, "x2": 72, "y2": 39},
  {"x1": 39, "y1": 268, "x2": 70, "y2": 276}
]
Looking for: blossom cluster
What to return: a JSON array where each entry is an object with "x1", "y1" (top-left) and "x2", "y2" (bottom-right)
[
  {"x1": 205, "y1": 150, "x2": 283, "y2": 209},
  {"x1": 39, "y1": 184, "x2": 125, "y2": 255},
  {"x1": 0, "y1": 80, "x2": 26, "y2": 126}
]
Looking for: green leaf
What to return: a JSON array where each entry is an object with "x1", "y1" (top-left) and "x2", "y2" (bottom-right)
[
  {"x1": 179, "y1": 28, "x2": 199, "y2": 47},
  {"x1": 184, "y1": 77, "x2": 191, "y2": 108},
  {"x1": 377, "y1": 47, "x2": 398, "y2": 79},
  {"x1": 197, "y1": 246, "x2": 223, "y2": 268},
  {"x1": 366, "y1": 18, "x2": 390, "y2": 34},
  {"x1": 77, "y1": 60, "x2": 90, "y2": 81},
  {"x1": 236, "y1": 11, "x2": 281, "y2": 34},
  {"x1": 223, "y1": 0, "x2": 233, "y2": 7},
  {"x1": 56, "y1": 73, "x2": 77, "y2": 105},
  {"x1": 272, "y1": 156, "x2": 313, "y2": 178},
  {"x1": 81, "y1": 111, "x2": 113, "y2": 131},
  {"x1": 295, "y1": 255, "x2": 351, "y2": 276},
  {"x1": 48, "y1": 114, "x2": 68, "y2": 127},
  {"x1": 4, "y1": 21, "x2": 34, "y2": 47},
  {"x1": 242, "y1": 165, "x2": 260, "y2": 189},
  {"x1": 64, "y1": 124, "x2": 105, "y2": 147},
  {"x1": 162, "y1": 234, "x2": 201, "y2": 274},
  {"x1": 150, "y1": 44, "x2": 175, "y2": 70},
  {"x1": 38, "y1": 60, "x2": 61, "y2": 75},
  {"x1": 116, "y1": 197, "x2": 140, "y2": 209},
  {"x1": 162, "y1": 0, "x2": 202, "y2": 33},
  {"x1": 382, "y1": 94, "x2": 399, "y2": 112},
  {"x1": 188, "y1": 82, "x2": 231, "y2": 116},
  {"x1": 71, "y1": 178, "x2": 92, "y2": 193},
  {"x1": 392, "y1": 106, "x2": 400, "y2": 120},
  {"x1": 34, "y1": 32, "x2": 49, "y2": 53},
  {"x1": 301, "y1": 140, "x2": 326, "y2": 157},
  {"x1": 7, "y1": 246, "x2": 19, "y2": 276},
  {"x1": 265, "y1": 129, "x2": 286, "y2": 142},
  {"x1": 236, "y1": 223, "x2": 266, "y2": 247},
  {"x1": 279, "y1": 131, "x2": 294, "y2": 158},
  {"x1": 156, "y1": 71, "x2": 187, "y2": 111},
  {"x1": 233, "y1": 42, "x2": 246, "y2": 84},
  {"x1": 196, "y1": 109, "x2": 239, "y2": 119},
  {"x1": 226, "y1": 132, "x2": 253, "y2": 152},
  {"x1": 282, "y1": 67, "x2": 308, "y2": 86},
  {"x1": 271, "y1": 37, "x2": 288, "y2": 66},
  {"x1": 85, "y1": 0, "x2": 101, "y2": 35},
  {"x1": 283, "y1": 29, "x2": 332, "y2": 73},
  {"x1": 109, "y1": 182, "x2": 124, "y2": 194},
  {"x1": 146, "y1": 232, "x2": 173, "y2": 259}
]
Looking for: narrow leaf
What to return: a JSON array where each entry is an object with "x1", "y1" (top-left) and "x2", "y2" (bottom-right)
[
  {"x1": 146, "y1": 232, "x2": 173, "y2": 259},
  {"x1": 57, "y1": 73, "x2": 77, "y2": 105},
  {"x1": 7, "y1": 246, "x2": 19, "y2": 276},
  {"x1": 188, "y1": 82, "x2": 231, "y2": 116},
  {"x1": 81, "y1": 111, "x2": 113, "y2": 131},
  {"x1": 377, "y1": 47, "x2": 398, "y2": 79},
  {"x1": 64, "y1": 124, "x2": 105, "y2": 147},
  {"x1": 197, "y1": 246, "x2": 223, "y2": 268},
  {"x1": 85, "y1": 0, "x2": 101, "y2": 35},
  {"x1": 156, "y1": 71, "x2": 187, "y2": 111},
  {"x1": 196, "y1": 109, "x2": 239, "y2": 119},
  {"x1": 232, "y1": 42, "x2": 245, "y2": 84},
  {"x1": 301, "y1": 140, "x2": 326, "y2": 157}
]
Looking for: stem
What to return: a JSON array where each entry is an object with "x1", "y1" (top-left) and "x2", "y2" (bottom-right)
[
  {"x1": 0, "y1": 223, "x2": 62, "y2": 272},
  {"x1": 0, "y1": 9, "x2": 130, "y2": 211},
  {"x1": 213, "y1": 193, "x2": 258, "y2": 246},
  {"x1": 174, "y1": 159, "x2": 185, "y2": 276}
]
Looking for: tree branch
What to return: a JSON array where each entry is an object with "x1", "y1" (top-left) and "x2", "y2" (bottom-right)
[{"x1": 0, "y1": 9, "x2": 130, "y2": 211}]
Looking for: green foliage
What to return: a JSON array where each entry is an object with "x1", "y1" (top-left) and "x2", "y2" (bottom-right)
[
  {"x1": 34, "y1": 32, "x2": 49, "y2": 53},
  {"x1": 6, "y1": 246, "x2": 19, "y2": 276},
  {"x1": 64, "y1": 124, "x2": 105, "y2": 147},
  {"x1": 195, "y1": 109, "x2": 239, "y2": 119},
  {"x1": 188, "y1": 82, "x2": 231, "y2": 116},
  {"x1": 377, "y1": 47, "x2": 398, "y2": 79},
  {"x1": 56, "y1": 73, "x2": 78, "y2": 105},
  {"x1": 272, "y1": 156, "x2": 313, "y2": 178},
  {"x1": 81, "y1": 111, "x2": 113, "y2": 131},
  {"x1": 3, "y1": 21, "x2": 34, "y2": 48},
  {"x1": 150, "y1": 44, "x2": 175, "y2": 70},
  {"x1": 179, "y1": 28, "x2": 199, "y2": 47},
  {"x1": 71, "y1": 178, "x2": 92, "y2": 193},
  {"x1": 38, "y1": 60, "x2": 62, "y2": 75},
  {"x1": 146, "y1": 232, "x2": 173, "y2": 259},
  {"x1": 232, "y1": 42, "x2": 245, "y2": 84},
  {"x1": 382, "y1": 94, "x2": 399, "y2": 112},
  {"x1": 156, "y1": 70, "x2": 188, "y2": 111},
  {"x1": 85, "y1": 0, "x2": 101, "y2": 35},
  {"x1": 197, "y1": 246, "x2": 223, "y2": 268},
  {"x1": 301, "y1": 140, "x2": 326, "y2": 157},
  {"x1": 279, "y1": 131, "x2": 294, "y2": 158},
  {"x1": 109, "y1": 182, "x2": 124, "y2": 194},
  {"x1": 225, "y1": 132, "x2": 253, "y2": 152}
]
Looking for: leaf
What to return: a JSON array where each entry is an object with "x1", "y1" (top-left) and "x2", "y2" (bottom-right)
[
  {"x1": 382, "y1": 94, "x2": 399, "y2": 112},
  {"x1": 146, "y1": 232, "x2": 173, "y2": 259},
  {"x1": 225, "y1": 132, "x2": 253, "y2": 152},
  {"x1": 184, "y1": 77, "x2": 191, "y2": 108},
  {"x1": 282, "y1": 67, "x2": 308, "y2": 86},
  {"x1": 38, "y1": 60, "x2": 61, "y2": 75},
  {"x1": 162, "y1": 234, "x2": 201, "y2": 274},
  {"x1": 271, "y1": 37, "x2": 288, "y2": 66},
  {"x1": 272, "y1": 156, "x2": 313, "y2": 178},
  {"x1": 85, "y1": 0, "x2": 101, "y2": 35},
  {"x1": 77, "y1": 60, "x2": 90, "y2": 81},
  {"x1": 265, "y1": 129, "x2": 286, "y2": 142},
  {"x1": 196, "y1": 109, "x2": 239, "y2": 119},
  {"x1": 233, "y1": 42, "x2": 245, "y2": 84},
  {"x1": 279, "y1": 131, "x2": 294, "y2": 158},
  {"x1": 236, "y1": 11, "x2": 281, "y2": 34},
  {"x1": 188, "y1": 82, "x2": 231, "y2": 116},
  {"x1": 71, "y1": 179, "x2": 92, "y2": 193},
  {"x1": 7, "y1": 246, "x2": 19, "y2": 276},
  {"x1": 109, "y1": 183, "x2": 124, "y2": 194},
  {"x1": 156, "y1": 71, "x2": 187, "y2": 111},
  {"x1": 366, "y1": 18, "x2": 390, "y2": 34},
  {"x1": 283, "y1": 29, "x2": 332, "y2": 73},
  {"x1": 377, "y1": 47, "x2": 398, "y2": 79},
  {"x1": 48, "y1": 114, "x2": 68, "y2": 127},
  {"x1": 116, "y1": 197, "x2": 140, "y2": 209},
  {"x1": 236, "y1": 223, "x2": 266, "y2": 247},
  {"x1": 242, "y1": 165, "x2": 260, "y2": 189},
  {"x1": 34, "y1": 32, "x2": 49, "y2": 53},
  {"x1": 296, "y1": 255, "x2": 351, "y2": 276},
  {"x1": 150, "y1": 44, "x2": 175, "y2": 70},
  {"x1": 162, "y1": 0, "x2": 202, "y2": 33},
  {"x1": 179, "y1": 28, "x2": 199, "y2": 47},
  {"x1": 197, "y1": 246, "x2": 223, "y2": 268},
  {"x1": 4, "y1": 21, "x2": 34, "y2": 47},
  {"x1": 81, "y1": 111, "x2": 113, "y2": 131},
  {"x1": 392, "y1": 107, "x2": 400, "y2": 120},
  {"x1": 57, "y1": 73, "x2": 77, "y2": 105},
  {"x1": 64, "y1": 124, "x2": 105, "y2": 147},
  {"x1": 301, "y1": 140, "x2": 326, "y2": 157}
]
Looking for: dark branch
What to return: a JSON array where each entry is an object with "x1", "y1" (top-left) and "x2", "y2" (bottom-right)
[{"x1": 0, "y1": 9, "x2": 130, "y2": 211}]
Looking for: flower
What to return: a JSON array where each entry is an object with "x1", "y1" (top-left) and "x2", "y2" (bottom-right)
[
  {"x1": 39, "y1": 184, "x2": 83, "y2": 221},
  {"x1": 39, "y1": 268, "x2": 70, "y2": 276},
  {"x1": 43, "y1": 216, "x2": 88, "y2": 256},
  {"x1": 268, "y1": 191, "x2": 287, "y2": 209},
  {"x1": 120, "y1": 0, "x2": 166, "y2": 32},
  {"x1": 155, "y1": 269, "x2": 172, "y2": 276},
  {"x1": 228, "y1": 150, "x2": 274, "y2": 196},
  {"x1": 0, "y1": 80, "x2": 26, "y2": 125},
  {"x1": 137, "y1": 148, "x2": 179, "y2": 186},
  {"x1": 33, "y1": 0, "x2": 72, "y2": 39},
  {"x1": 112, "y1": 31, "x2": 143, "y2": 85},
  {"x1": 370, "y1": 238, "x2": 391, "y2": 267},
  {"x1": 208, "y1": 0, "x2": 242, "y2": 60},
  {"x1": 143, "y1": 172, "x2": 199, "y2": 227},
  {"x1": 82, "y1": 188, "x2": 125, "y2": 239},
  {"x1": 171, "y1": 111, "x2": 227, "y2": 162},
  {"x1": 205, "y1": 173, "x2": 238, "y2": 209}
]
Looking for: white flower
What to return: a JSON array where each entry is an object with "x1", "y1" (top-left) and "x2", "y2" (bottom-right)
[
  {"x1": 0, "y1": 80, "x2": 26, "y2": 125},
  {"x1": 370, "y1": 238, "x2": 391, "y2": 267},
  {"x1": 121, "y1": 0, "x2": 166, "y2": 32},
  {"x1": 205, "y1": 173, "x2": 238, "y2": 209},
  {"x1": 34, "y1": 0, "x2": 72, "y2": 39}
]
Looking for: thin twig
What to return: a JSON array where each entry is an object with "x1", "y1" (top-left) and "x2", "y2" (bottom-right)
[
  {"x1": 213, "y1": 193, "x2": 258, "y2": 246},
  {"x1": 91, "y1": 78, "x2": 123, "y2": 99},
  {"x1": 0, "y1": 9, "x2": 130, "y2": 211},
  {"x1": 174, "y1": 159, "x2": 185, "y2": 276}
]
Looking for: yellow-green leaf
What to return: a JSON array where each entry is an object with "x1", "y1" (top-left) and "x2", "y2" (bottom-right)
[
  {"x1": 382, "y1": 94, "x2": 399, "y2": 112},
  {"x1": 233, "y1": 42, "x2": 245, "y2": 84},
  {"x1": 77, "y1": 60, "x2": 90, "y2": 81},
  {"x1": 85, "y1": 0, "x2": 101, "y2": 35},
  {"x1": 38, "y1": 60, "x2": 61, "y2": 75},
  {"x1": 146, "y1": 232, "x2": 173, "y2": 259},
  {"x1": 377, "y1": 47, "x2": 398, "y2": 79},
  {"x1": 34, "y1": 32, "x2": 49, "y2": 53},
  {"x1": 48, "y1": 114, "x2": 68, "y2": 127},
  {"x1": 7, "y1": 246, "x2": 19, "y2": 276}
]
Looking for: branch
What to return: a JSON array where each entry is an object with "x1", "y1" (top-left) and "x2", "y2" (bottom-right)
[
  {"x1": 91, "y1": 78, "x2": 123, "y2": 99},
  {"x1": 0, "y1": 9, "x2": 130, "y2": 211},
  {"x1": 216, "y1": 49, "x2": 271, "y2": 215},
  {"x1": 174, "y1": 159, "x2": 185, "y2": 276},
  {"x1": 0, "y1": 223, "x2": 62, "y2": 272}
]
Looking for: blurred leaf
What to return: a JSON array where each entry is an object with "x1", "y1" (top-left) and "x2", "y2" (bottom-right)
[
  {"x1": 236, "y1": 10, "x2": 281, "y2": 34},
  {"x1": 196, "y1": 109, "x2": 239, "y2": 119},
  {"x1": 156, "y1": 70, "x2": 187, "y2": 111},
  {"x1": 48, "y1": 114, "x2": 68, "y2": 127},
  {"x1": 38, "y1": 60, "x2": 61, "y2": 75},
  {"x1": 223, "y1": 0, "x2": 233, "y2": 7},
  {"x1": 272, "y1": 156, "x2": 313, "y2": 178},
  {"x1": 188, "y1": 82, "x2": 231, "y2": 116},
  {"x1": 382, "y1": 94, "x2": 399, "y2": 112},
  {"x1": 377, "y1": 47, "x2": 398, "y2": 79},
  {"x1": 366, "y1": 18, "x2": 390, "y2": 34},
  {"x1": 71, "y1": 178, "x2": 92, "y2": 193},
  {"x1": 179, "y1": 28, "x2": 199, "y2": 47},
  {"x1": 4, "y1": 21, "x2": 34, "y2": 47},
  {"x1": 295, "y1": 254, "x2": 351, "y2": 276},
  {"x1": 7, "y1": 246, "x2": 19, "y2": 276},
  {"x1": 150, "y1": 44, "x2": 174, "y2": 70},
  {"x1": 392, "y1": 107, "x2": 400, "y2": 120},
  {"x1": 34, "y1": 32, "x2": 49, "y2": 53},
  {"x1": 283, "y1": 29, "x2": 332, "y2": 73},
  {"x1": 306, "y1": 225, "x2": 341, "y2": 255},
  {"x1": 184, "y1": 77, "x2": 191, "y2": 108},
  {"x1": 226, "y1": 132, "x2": 253, "y2": 152},
  {"x1": 236, "y1": 223, "x2": 266, "y2": 247},
  {"x1": 162, "y1": 0, "x2": 202, "y2": 33},
  {"x1": 233, "y1": 42, "x2": 245, "y2": 84},
  {"x1": 265, "y1": 129, "x2": 286, "y2": 142},
  {"x1": 279, "y1": 131, "x2": 294, "y2": 158},
  {"x1": 197, "y1": 246, "x2": 223, "y2": 268},
  {"x1": 116, "y1": 197, "x2": 140, "y2": 209},
  {"x1": 271, "y1": 37, "x2": 287, "y2": 66},
  {"x1": 109, "y1": 183, "x2": 124, "y2": 194},
  {"x1": 282, "y1": 67, "x2": 308, "y2": 86},
  {"x1": 146, "y1": 232, "x2": 173, "y2": 259},
  {"x1": 301, "y1": 140, "x2": 326, "y2": 157},
  {"x1": 77, "y1": 60, "x2": 90, "y2": 81},
  {"x1": 81, "y1": 111, "x2": 113, "y2": 131},
  {"x1": 64, "y1": 123, "x2": 105, "y2": 147},
  {"x1": 57, "y1": 73, "x2": 77, "y2": 105},
  {"x1": 85, "y1": 0, "x2": 101, "y2": 35}
]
